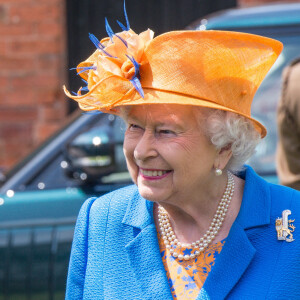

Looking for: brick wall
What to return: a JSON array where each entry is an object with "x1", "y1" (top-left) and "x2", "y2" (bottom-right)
[
  {"x1": 0, "y1": 0, "x2": 67, "y2": 171},
  {"x1": 238, "y1": 0, "x2": 300, "y2": 7}
]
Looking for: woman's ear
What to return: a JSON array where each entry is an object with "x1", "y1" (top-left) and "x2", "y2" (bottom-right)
[{"x1": 214, "y1": 144, "x2": 232, "y2": 170}]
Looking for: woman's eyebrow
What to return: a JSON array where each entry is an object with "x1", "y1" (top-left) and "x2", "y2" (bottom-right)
[
  {"x1": 127, "y1": 115, "x2": 140, "y2": 123},
  {"x1": 127, "y1": 114, "x2": 185, "y2": 129},
  {"x1": 155, "y1": 121, "x2": 186, "y2": 132}
]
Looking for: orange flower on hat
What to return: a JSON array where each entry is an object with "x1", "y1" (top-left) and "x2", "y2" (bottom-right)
[
  {"x1": 63, "y1": 13, "x2": 154, "y2": 112},
  {"x1": 99, "y1": 29, "x2": 154, "y2": 79}
]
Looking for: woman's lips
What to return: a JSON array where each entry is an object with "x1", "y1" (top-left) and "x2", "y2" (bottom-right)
[{"x1": 139, "y1": 168, "x2": 172, "y2": 180}]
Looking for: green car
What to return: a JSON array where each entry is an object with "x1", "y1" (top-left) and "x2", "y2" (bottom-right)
[
  {"x1": 0, "y1": 112, "x2": 132, "y2": 300},
  {"x1": 1, "y1": 3, "x2": 300, "y2": 299}
]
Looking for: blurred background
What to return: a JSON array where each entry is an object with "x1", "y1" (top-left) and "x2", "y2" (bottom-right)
[
  {"x1": 1, "y1": 0, "x2": 292, "y2": 173},
  {"x1": 1, "y1": 0, "x2": 300, "y2": 299}
]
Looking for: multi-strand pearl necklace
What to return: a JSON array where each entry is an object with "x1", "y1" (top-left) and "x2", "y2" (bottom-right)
[{"x1": 158, "y1": 171, "x2": 234, "y2": 261}]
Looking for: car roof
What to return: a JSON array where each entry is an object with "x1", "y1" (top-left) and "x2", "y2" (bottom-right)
[{"x1": 189, "y1": 3, "x2": 300, "y2": 30}]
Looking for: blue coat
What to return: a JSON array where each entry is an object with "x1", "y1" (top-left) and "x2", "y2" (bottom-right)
[{"x1": 66, "y1": 166, "x2": 300, "y2": 299}]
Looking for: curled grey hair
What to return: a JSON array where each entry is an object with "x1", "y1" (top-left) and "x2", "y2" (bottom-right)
[{"x1": 200, "y1": 108, "x2": 261, "y2": 173}]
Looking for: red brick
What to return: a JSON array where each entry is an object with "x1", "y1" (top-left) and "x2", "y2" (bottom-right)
[
  {"x1": 0, "y1": 122, "x2": 33, "y2": 141},
  {"x1": 0, "y1": 106, "x2": 38, "y2": 122},
  {"x1": 9, "y1": 73, "x2": 35, "y2": 90},
  {"x1": 5, "y1": 88, "x2": 36, "y2": 105},
  {"x1": 0, "y1": 0, "x2": 66, "y2": 171},
  {"x1": 1, "y1": 141, "x2": 34, "y2": 169},
  {"x1": 0, "y1": 0, "x2": 32, "y2": 4},
  {"x1": 35, "y1": 73, "x2": 62, "y2": 90},
  {"x1": 0, "y1": 56, "x2": 34, "y2": 72},
  {"x1": 36, "y1": 54, "x2": 60, "y2": 71},
  {"x1": 8, "y1": 37, "x2": 62, "y2": 56},
  {"x1": 36, "y1": 88, "x2": 60, "y2": 103},
  {"x1": 10, "y1": 3, "x2": 61, "y2": 23},
  {"x1": 34, "y1": 122, "x2": 60, "y2": 142},
  {"x1": 10, "y1": 73, "x2": 62, "y2": 95},
  {"x1": 0, "y1": 157, "x2": 13, "y2": 172},
  {"x1": 0, "y1": 41, "x2": 6, "y2": 55},
  {"x1": 0, "y1": 22, "x2": 33, "y2": 37},
  {"x1": 37, "y1": 0, "x2": 62, "y2": 5},
  {"x1": 0, "y1": 76, "x2": 9, "y2": 90},
  {"x1": 38, "y1": 102, "x2": 66, "y2": 122},
  {"x1": 0, "y1": 4, "x2": 9, "y2": 24},
  {"x1": 0, "y1": 143, "x2": 5, "y2": 166},
  {"x1": 9, "y1": 72, "x2": 64, "y2": 91},
  {"x1": 0, "y1": 90, "x2": 7, "y2": 103},
  {"x1": 35, "y1": 21, "x2": 64, "y2": 38}
]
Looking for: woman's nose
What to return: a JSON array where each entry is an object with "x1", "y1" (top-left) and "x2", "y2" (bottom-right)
[{"x1": 134, "y1": 131, "x2": 158, "y2": 162}]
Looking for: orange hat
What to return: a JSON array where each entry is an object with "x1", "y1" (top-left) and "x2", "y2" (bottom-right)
[{"x1": 64, "y1": 27, "x2": 282, "y2": 137}]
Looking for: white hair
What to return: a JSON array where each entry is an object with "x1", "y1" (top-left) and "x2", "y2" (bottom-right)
[{"x1": 200, "y1": 108, "x2": 261, "y2": 173}]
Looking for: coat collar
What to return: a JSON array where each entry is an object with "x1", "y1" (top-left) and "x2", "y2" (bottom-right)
[
  {"x1": 203, "y1": 166, "x2": 271, "y2": 299},
  {"x1": 235, "y1": 165, "x2": 271, "y2": 229},
  {"x1": 122, "y1": 189, "x2": 172, "y2": 299},
  {"x1": 122, "y1": 187, "x2": 154, "y2": 229},
  {"x1": 122, "y1": 165, "x2": 271, "y2": 299}
]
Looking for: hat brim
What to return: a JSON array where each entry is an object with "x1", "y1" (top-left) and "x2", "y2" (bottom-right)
[{"x1": 112, "y1": 88, "x2": 267, "y2": 138}]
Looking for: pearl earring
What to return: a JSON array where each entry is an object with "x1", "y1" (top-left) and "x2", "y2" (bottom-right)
[{"x1": 215, "y1": 168, "x2": 222, "y2": 176}]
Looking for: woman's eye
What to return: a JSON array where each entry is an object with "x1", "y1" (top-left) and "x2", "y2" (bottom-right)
[
  {"x1": 159, "y1": 129, "x2": 175, "y2": 135},
  {"x1": 128, "y1": 124, "x2": 142, "y2": 130}
]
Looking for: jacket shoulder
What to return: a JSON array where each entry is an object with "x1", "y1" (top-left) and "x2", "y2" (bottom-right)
[
  {"x1": 268, "y1": 183, "x2": 300, "y2": 217},
  {"x1": 87, "y1": 185, "x2": 139, "y2": 222},
  {"x1": 269, "y1": 182, "x2": 300, "y2": 203},
  {"x1": 92, "y1": 184, "x2": 138, "y2": 205}
]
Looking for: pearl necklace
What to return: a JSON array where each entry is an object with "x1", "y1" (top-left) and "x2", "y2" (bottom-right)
[{"x1": 158, "y1": 171, "x2": 234, "y2": 261}]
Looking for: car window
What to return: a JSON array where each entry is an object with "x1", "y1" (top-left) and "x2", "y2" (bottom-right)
[
  {"x1": 21, "y1": 114, "x2": 130, "y2": 191},
  {"x1": 248, "y1": 34, "x2": 300, "y2": 174}
]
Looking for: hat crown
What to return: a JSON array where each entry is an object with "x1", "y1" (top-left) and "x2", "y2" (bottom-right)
[{"x1": 141, "y1": 30, "x2": 283, "y2": 118}]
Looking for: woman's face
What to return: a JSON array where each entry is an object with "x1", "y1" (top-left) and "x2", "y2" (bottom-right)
[{"x1": 123, "y1": 104, "x2": 220, "y2": 204}]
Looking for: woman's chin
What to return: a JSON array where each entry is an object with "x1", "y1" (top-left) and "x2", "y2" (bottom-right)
[
  {"x1": 135, "y1": 170, "x2": 173, "y2": 202},
  {"x1": 137, "y1": 184, "x2": 168, "y2": 203}
]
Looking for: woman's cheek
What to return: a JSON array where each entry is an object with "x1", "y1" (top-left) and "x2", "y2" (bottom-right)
[
  {"x1": 129, "y1": 160, "x2": 139, "y2": 184},
  {"x1": 123, "y1": 145, "x2": 138, "y2": 184},
  {"x1": 167, "y1": 138, "x2": 195, "y2": 154}
]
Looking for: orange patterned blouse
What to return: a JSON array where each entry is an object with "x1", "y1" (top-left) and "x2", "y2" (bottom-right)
[{"x1": 158, "y1": 233, "x2": 225, "y2": 299}]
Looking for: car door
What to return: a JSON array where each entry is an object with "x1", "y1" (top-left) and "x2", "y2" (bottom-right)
[{"x1": 0, "y1": 112, "x2": 131, "y2": 299}]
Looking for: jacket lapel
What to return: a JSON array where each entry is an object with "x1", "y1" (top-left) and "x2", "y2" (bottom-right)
[
  {"x1": 122, "y1": 191, "x2": 172, "y2": 299},
  {"x1": 201, "y1": 222, "x2": 256, "y2": 300},
  {"x1": 201, "y1": 166, "x2": 271, "y2": 300}
]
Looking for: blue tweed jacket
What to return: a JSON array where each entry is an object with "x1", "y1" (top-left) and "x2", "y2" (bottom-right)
[{"x1": 66, "y1": 166, "x2": 300, "y2": 299}]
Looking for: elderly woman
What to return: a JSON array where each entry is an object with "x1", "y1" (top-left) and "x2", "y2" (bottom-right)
[{"x1": 64, "y1": 9, "x2": 300, "y2": 300}]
